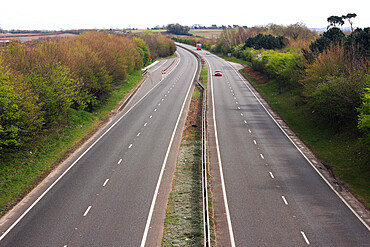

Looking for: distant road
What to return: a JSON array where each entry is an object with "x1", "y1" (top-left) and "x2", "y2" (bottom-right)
[
  {"x1": 187, "y1": 45, "x2": 370, "y2": 246},
  {"x1": 0, "y1": 46, "x2": 198, "y2": 246}
]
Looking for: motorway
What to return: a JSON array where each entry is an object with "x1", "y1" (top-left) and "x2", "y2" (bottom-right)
[
  {"x1": 187, "y1": 45, "x2": 370, "y2": 246},
  {"x1": 0, "y1": 47, "x2": 198, "y2": 246}
]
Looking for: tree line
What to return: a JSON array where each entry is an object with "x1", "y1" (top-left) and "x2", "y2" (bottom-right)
[
  {"x1": 0, "y1": 31, "x2": 176, "y2": 154},
  {"x1": 170, "y1": 17, "x2": 370, "y2": 148}
]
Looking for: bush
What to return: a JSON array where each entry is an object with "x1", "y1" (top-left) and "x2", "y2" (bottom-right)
[
  {"x1": 302, "y1": 45, "x2": 367, "y2": 128},
  {"x1": 249, "y1": 49, "x2": 303, "y2": 90},
  {"x1": 55, "y1": 37, "x2": 112, "y2": 109},
  {"x1": 2, "y1": 41, "x2": 82, "y2": 124},
  {"x1": 0, "y1": 61, "x2": 43, "y2": 152},
  {"x1": 133, "y1": 37, "x2": 151, "y2": 66},
  {"x1": 240, "y1": 48, "x2": 256, "y2": 62},
  {"x1": 139, "y1": 31, "x2": 176, "y2": 59},
  {"x1": 358, "y1": 76, "x2": 370, "y2": 148},
  {"x1": 311, "y1": 75, "x2": 364, "y2": 127}
]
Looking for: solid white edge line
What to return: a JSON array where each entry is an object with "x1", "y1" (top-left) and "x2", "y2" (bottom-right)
[
  {"x1": 0, "y1": 56, "x2": 182, "y2": 242},
  {"x1": 208, "y1": 60, "x2": 236, "y2": 247},
  {"x1": 83, "y1": 206, "x2": 92, "y2": 217},
  {"x1": 140, "y1": 49, "x2": 196, "y2": 247},
  {"x1": 300, "y1": 231, "x2": 310, "y2": 245},
  {"x1": 229, "y1": 61, "x2": 370, "y2": 231}
]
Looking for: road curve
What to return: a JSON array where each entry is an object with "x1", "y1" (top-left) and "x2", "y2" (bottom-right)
[
  {"x1": 188, "y1": 45, "x2": 370, "y2": 246},
  {"x1": 0, "y1": 46, "x2": 198, "y2": 247}
]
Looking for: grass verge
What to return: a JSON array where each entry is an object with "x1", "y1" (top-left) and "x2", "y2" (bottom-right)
[
  {"x1": 240, "y1": 68, "x2": 370, "y2": 208},
  {"x1": 199, "y1": 58, "x2": 208, "y2": 88},
  {"x1": 0, "y1": 70, "x2": 143, "y2": 215}
]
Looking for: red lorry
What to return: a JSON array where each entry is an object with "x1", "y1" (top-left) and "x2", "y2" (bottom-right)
[{"x1": 196, "y1": 43, "x2": 202, "y2": 50}]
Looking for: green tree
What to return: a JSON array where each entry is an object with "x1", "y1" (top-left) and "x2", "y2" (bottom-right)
[
  {"x1": 0, "y1": 62, "x2": 43, "y2": 152},
  {"x1": 303, "y1": 27, "x2": 345, "y2": 63},
  {"x1": 244, "y1": 34, "x2": 289, "y2": 50},
  {"x1": 327, "y1": 16, "x2": 345, "y2": 30},
  {"x1": 133, "y1": 37, "x2": 151, "y2": 66},
  {"x1": 166, "y1": 23, "x2": 191, "y2": 35},
  {"x1": 342, "y1": 13, "x2": 357, "y2": 32},
  {"x1": 310, "y1": 75, "x2": 364, "y2": 127}
]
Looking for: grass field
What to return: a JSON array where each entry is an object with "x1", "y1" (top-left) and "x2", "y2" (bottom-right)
[{"x1": 189, "y1": 29, "x2": 223, "y2": 39}]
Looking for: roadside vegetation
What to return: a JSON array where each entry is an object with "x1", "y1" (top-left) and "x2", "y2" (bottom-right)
[
  {"x1": 162, "y1": 87, "x2": 203, "y2": 246},
  {"x1": 0, "y1": 31, "x2": 175, "y2": 214},
  {"x1": 172, "y1": 17, "x2": 370, "y2": 207}
]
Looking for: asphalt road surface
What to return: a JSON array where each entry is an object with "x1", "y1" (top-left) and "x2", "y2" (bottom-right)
[
  {"x1": 0, "y1": 46, "x2": 198, "y2": 247},
  {"x1": 189, "y1": 45, "x2": 370, "y2": 246}
]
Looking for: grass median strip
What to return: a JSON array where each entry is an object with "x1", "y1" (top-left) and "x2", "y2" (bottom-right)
[
  {"x1": 162, "y1": 88, "x2": 203, "y2": 246},
  {"x1": 162, "y1": 57, "x2": 215, "y2": 246}
]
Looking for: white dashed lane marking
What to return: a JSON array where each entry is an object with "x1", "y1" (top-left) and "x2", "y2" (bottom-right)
[
  {"x1": 103, "y1": 179, "x2": 109, "y2": 187},
  {"x1": 301, "y1": 231, "x2": 310, "y2": 245},
  {"x1": 83, "y1": 206, "x2": 92, "y2": 217},
  {"x1": 282, "y1": 196, "x2": 289, "y2": 205}
]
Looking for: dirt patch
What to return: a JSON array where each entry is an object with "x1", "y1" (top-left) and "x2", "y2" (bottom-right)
[{"x1": 244, "y1": 67, "x2": 269, "y2": 84}]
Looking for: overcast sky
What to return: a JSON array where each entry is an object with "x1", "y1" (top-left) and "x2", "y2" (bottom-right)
[{"x1": 1, "y1": 0, "x2": 369, "y2": 30}]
